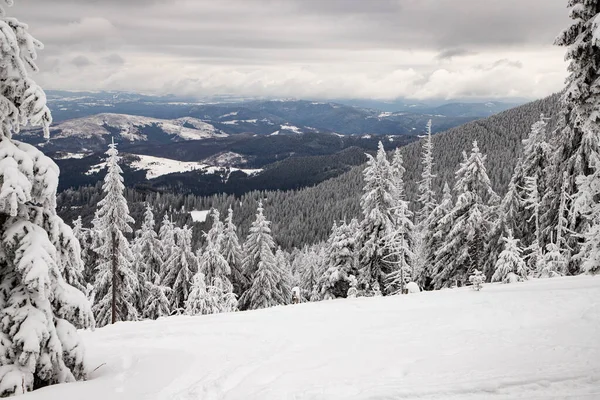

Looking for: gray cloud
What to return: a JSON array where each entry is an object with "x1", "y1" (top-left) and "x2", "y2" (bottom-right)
[
  {"x1": 71, "y1": 55, "x2": 92, "y2": 68},
  {"x1": 8, "y1": 0, "x2": 570, "y2": 100}
]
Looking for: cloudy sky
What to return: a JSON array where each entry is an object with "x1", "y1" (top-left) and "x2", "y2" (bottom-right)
[{"x1": 12, "y1": 0, "x2": 570, "y2": 101}]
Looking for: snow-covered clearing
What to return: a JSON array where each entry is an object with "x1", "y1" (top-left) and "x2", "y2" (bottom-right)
[
  {"x1": 26, "y1": 276, "x2": 600, "y2": 400},
  {"x1": 190, "y1": 210, "x2": 210, "y2": 223},
  {"x1": 87, "y1": 154, "x2": 262, "y2": 179}
]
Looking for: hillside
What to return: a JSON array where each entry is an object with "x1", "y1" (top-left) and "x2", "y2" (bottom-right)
[{"x1": 24, "y1": 276, "x2": 600, "y2": 400}]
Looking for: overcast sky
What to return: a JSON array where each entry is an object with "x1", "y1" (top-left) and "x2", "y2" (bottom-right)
[{"x1": 12, "y1": 0, "x2": 570, "y2": 101}]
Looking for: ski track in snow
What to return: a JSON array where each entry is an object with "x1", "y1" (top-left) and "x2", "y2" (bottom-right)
[{"x1": 25, "y1": 276, "x2": 600, "y2": 400}]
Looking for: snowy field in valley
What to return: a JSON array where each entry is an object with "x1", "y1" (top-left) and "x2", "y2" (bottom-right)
[{"x1": 26, "y1": 276, "x2": 600, "y2": 400}]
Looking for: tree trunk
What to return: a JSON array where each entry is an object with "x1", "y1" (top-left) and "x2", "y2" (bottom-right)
[{"x1": 111, "y1": 230, "x2": 117, "y2": 324}]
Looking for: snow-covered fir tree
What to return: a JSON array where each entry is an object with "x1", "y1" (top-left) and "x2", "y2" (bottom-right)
[
  {"x1": 469, "y1": 269, "x2": 485, "y2": 291},
  {"x1": 550, "y1": 1, "x2": 600, "y2": 264},
  {"x1": 420, "y1": 182, "x2": 453, "y2": 289},
  {"x1": 185, "y1": 272, "x2": 220, "y2": 315},
  {"x1": 492, "y1": 232, "x2": 527, "y2": 283},
  {"x1": 0, "y1": 3, "x2": 94, "y2": 393},
  {"x1": 523, "y1": 176, "x2": 543, "y2": 275},
  {"x1": 240, "y1": 202, "x2": 287, "y2": 309},
  {"x1": 274, "y1": 247, "x2": 293, "y2": 305},
  {"x1": 163, "y1": 225, "x2": 198, "y2": 312},
  {"x1": 201, "y1": 209, "x2": 233, "y2": 290},
  {"x1": 221, "y1": 207, "x2": 246, "y2": 296},
  {"x1": 297, "y1": 247, "x2": 322, "y2": 301},
  {"x1": 357, "y1": 142, "x2": 397, "y2": 294},
  {"x1": 142, "y1": 271, "x2": 172, "y2": 319},
  {"x1": 158, "y1": 213, "x2": 176, "y2": 279},
  {"x1": 433, "y1": 142, "x2": 497, "y2": 289},
  {"x1": 574, "y1": 156, "x2": 600, "y2": 274},
  {"x1": 92, "y1": 139, "x2": 138, "y2": 327},
  {"x1": 417, "y1": 119, "x2": 437, "y2": 224},
  {"x1": 132, "y1": 203, "x2": 163, "y2": 314},
  {"x1": 540, "y1": 240, "x2": 567, "y2": 278},
  {"x1": 319, "y1": 220, "x2": 359, "y2": 299}
]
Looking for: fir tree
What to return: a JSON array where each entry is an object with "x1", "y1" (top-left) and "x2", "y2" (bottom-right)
[
  {"x1": 163, "y1": 226, "x2": 197, "y2": 311},
  {"x1": 142, "y1": 271, "x2": 172, "y2": 319},
  {"x1": 92, "y1": 139, "x2": 138, "y2": 327},
  {"x1": 221, "y1": 207, "x2": 246, "y2": 296},
  {"x1": 158, "y1": 213, "x2": 176, "y2": 279},
  {"x1": 523, "y1": 176, "x2": 543, "y2": 275},
  {"x1": 492, "y1": 233, "x2": 527, "y2": 283},
  {"x1": 320, "y1": 220, "x2": 359, "y2": 299},
  {"x1": 433, "y1": 142, "x2": 497, "y2": 288},
  {"x1": 185, "y1": 272, "x2": 220, "y2": 315},
  {"x1": 357, "y1": 142, "x2": 397, "y2": 293},
  {"x1": 0, "y1": 3, "x2": 94, "y2": 392},
  {"x1": 240, "y1": 202, "x2": 286, "y2": 309},
  {"x1": 417, "y1": 119, "x2": 437, "y2": 224},
  {"x1": 549, "y1": 1, "x2": 600, "y2": 264},
  {"x1": 274, "y1": 247, "x2": 293, "y2": 305},
  {"x1": 574, "y1": 157, "x2": 600, "y2": 274}
]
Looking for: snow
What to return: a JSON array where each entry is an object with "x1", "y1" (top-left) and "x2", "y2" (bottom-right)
[
  {"x1": 378, "y1": 111, "x2": 393, "y2": 118},
  {"x1": 87, "y1": 154, "x2": 262, "y2": 179},
  {"x1": 24, "y1": 276, "x2": 600, "y2": 400},
  {"x1": 49, "y1": 113, "x2": 226, "y2": 142},
  {"x1": 190, "y1": 210, "x2": 210, "y2": 223},
  {"x1": 280, "y1": 123, "x2": 302, "y2": 134},
  {"x1": 53, "y1": 152, "x2": 87, "y2": 160}
]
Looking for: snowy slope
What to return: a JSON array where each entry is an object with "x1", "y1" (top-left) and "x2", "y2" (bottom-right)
[
  {"x1": 25, "y1": 276, "x2": 600, "y2": 400},
  {"x1": 87, "y1": 154, "x2": 262, "y2": 179},
  {"x1": 49, "y1": 113, "x2": 226, "y2": 141}
]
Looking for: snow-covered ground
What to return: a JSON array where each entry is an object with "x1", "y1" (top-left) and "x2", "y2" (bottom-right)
[
  {"x1": 26, "y1": 276, "x2": 600, "y2": 400},
  {"x1": 190, "y1": 210, "x2": 210, "y2": 222}
]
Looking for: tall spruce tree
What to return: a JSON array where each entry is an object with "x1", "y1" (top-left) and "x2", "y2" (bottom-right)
[
  {"x1": 417, "y1": 119, "x2": 437, "y2": 224},
  {"x1": 240, "y1": 202, "x2": 286, "y2": 309},
  {"x1": 492, "y1": 233, "x2": 527, "y2": 283},
  {"x1": 92, "y1": 139, "x2": 138, "y2": 327},
  {"x1": 320, "y1": 220, "x2": 359, "y2": 299},
  {"x1": 163, "y1": 225, "x2": 198, "y2": 312},
  {"x1": 549, "y1": 1, "x2": 600, "y2": 267},
  {"x1": 357, "y1": 142, "x2": 397, "y2": 293},
  {"x1": 0, "y1": 2, "x2": 94, "y2": 393},
  {"x1": 221, "y1": 207, "x2": 246, "y2": 296},
  {"x1": 433, "y1": 142, "x2": 497, "y2": 288}
]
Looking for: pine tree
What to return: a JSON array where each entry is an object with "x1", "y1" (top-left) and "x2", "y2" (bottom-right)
[
  {"x1": 240, "y1": 202, "x2": 286, "y2": 309},
  {"x1": 92, "y1": 139, "x2": 138, "y2": 327},
  {"x1": 492, "y1": 233, "x2": 527, "y2": 283},
  {"x1": 0, "y1": 3, "x2": 94, "y2": 392},
  {"x1": 540, "y1": 240, "x2": 567, "y2": 278},
  {"x1": 420, "y1": 182, "x2": 453, "y2": 289},
  {"x1": 71, "y1": 215, "x2": 93, "y2": 284},
  {"x1": 549, "y1": 1, "x2": 600, "y2": 265},
  {"x1": 433, "y1": 142, "x2": 497, "y2": 289},
  {"x1": 201, "y1": 209, "x2": 233, "y2": 290},
  {"x1": 158, "y1": 213, "x2": 176, "y2": 279},
  {"x1": 523, "y1": 176, "x2": 543, "y2": 275},
  {"x1": 320, "y1": 220, "x2": 359, "y2": 299},
  {"x1": 142, "y1": 271, "x2": 172, "y2": 319},
  {"x1": 185, "y1": 272, "x2": 220, "y2": 315},
  {"x1": 163, "y1": 226, "x2": 197, "y2": 312},
  {"x1": 221, "y1": 207, "x2": 246, "y2": 296},
  {"x1": 574, "y1": 157, "x2": 600, "y2": 274},
  {"x1": 132, "y1": 203, "x2": 163, "y2": 315},
  {"x1": 298, "y1": 247, "x2": 322, "y2": 301},
  {"x1": 417, "y1": 119, "x2": 437, "y2": 224},
  {"x1": 357, "y1": 142, "x2": 397, "y2": 293},
  {"x1": 274, "y1": 248, "x2": 293, "y2": 305}
]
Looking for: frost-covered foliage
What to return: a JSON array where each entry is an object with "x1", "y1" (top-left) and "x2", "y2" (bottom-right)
[
  {"x1": 132, "y1": 203, "x2": 163, "y2": 315},
  {"x1": 574, "y1": 155, "x2": 600, "y2": 275},
  {"x1": 492, "y1": 233, "x2": 527, "y2": 283},
  {"x1": 92, "y1": 140, "x2": 138, "y2": 327},
  {"x1": 163, "y1": 225, "x2": 197, "y2": 311},
  {"x1": 417, "y1": 120, "x2": 437, "y2": 224},
  {"x1": 201, "y1": 209, "x2": 231, "y2": 285},
  {"x1": 433, "y1": 142, "x2": 497, "y2": 288},
  {"x1": 523, "y1": 176, "x2": 543, "y2": 274},
  {"x1": 469, "y1": 269, "x2": 485, "y2": 291},
  {"x1": 185, "y1": 273, "x2": 219, "y2": 315},
  {"x1": 320, "y1": 220, "x2": 359, "y2": 299},
  {"x1": 158, "y1": 214, "x2": 176, "y2": 279},
  {"x1": 420, "y1": 182, "x2": 453, "y2": 288},
  {"x1": 274, "y1": 248, "x2": 293, "y2": 305},
  {"x1": 240, "y1": 202, "x2": 286, "y2": 310},
  {"x1": 357, "y1": 142, "x2": 397, "y2": 293},
  {"x1": 142, "y1": 271, "x2": 172, "y2": 319},
  {"x1": 297, "y1": 246, "x2": 323, "y2": 301},
  {"x1": 0, "y1": 2, "x2": 93, "y2": 395},
  {"x1": 549, "y1": 1, "x2": 600, "y2": 263},
  {"x1": 221, "y1": 207, "x2": 245, "y2": 296}
]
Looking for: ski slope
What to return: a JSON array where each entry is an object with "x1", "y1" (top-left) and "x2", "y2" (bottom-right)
[{"x1": 26, "y1": 276, "x2": 600, "y2": 400}]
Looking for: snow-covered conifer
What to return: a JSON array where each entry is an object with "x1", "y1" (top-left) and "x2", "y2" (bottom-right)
[
  {"x1": 185, "y1": 273, "x2": 220, "y2": 315},
  {"x1": 492, "y1": 233, "x2": 527, "y2": 283},
  {"x1": 163, "y1": 225, "x2": 198, "y2": 311},
  {"x1": 320, "y1": 220, "x2": 359, "y2": 299},
  {"x1": 433, "y1": 142, "x2": 497, "y2": 289},
  {"x1": 417, "y1": 119, "x2": 437, "y2": 224},
  {"x1": 92, "y1": 139, "x2": 138, "y2": 327},
  {"x1": 158, "y1": 213, "x2": 176, "y2": 279},
  {"x1": 523, "y1": 176, "x2": 543, "y2": 275},
  {"x1": 240, "y1": 202, "x2": 286, "y2": 309},
  {"x1": 221, "y1": 207, "x2": 246, "y2": 296},
  {"x1": 142, "y1": 271, "x2": 172, "y2": 319},
  {"x1": 469, "y1": 269, "x2": 485, "y2": 291},
  {"x1": 274, "y1": 248, "x2": 293, "y2": 305},
  {"x1": 298, "y1": 248, "x2": 321, "y2": 301},
  {"x1": 0, "y1": 3, "x2": 93, "y2": 393},
  {"x1": 574, "y1": 156, "x2": 600, "y2": 275},
  {"x1": 357, "y1": 142, "x2": 397, "y2": 293}
]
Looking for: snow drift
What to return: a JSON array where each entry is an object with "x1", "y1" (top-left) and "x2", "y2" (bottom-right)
[{"x1": 25, "y1": 276, "x2": 600, "y2": 400}]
